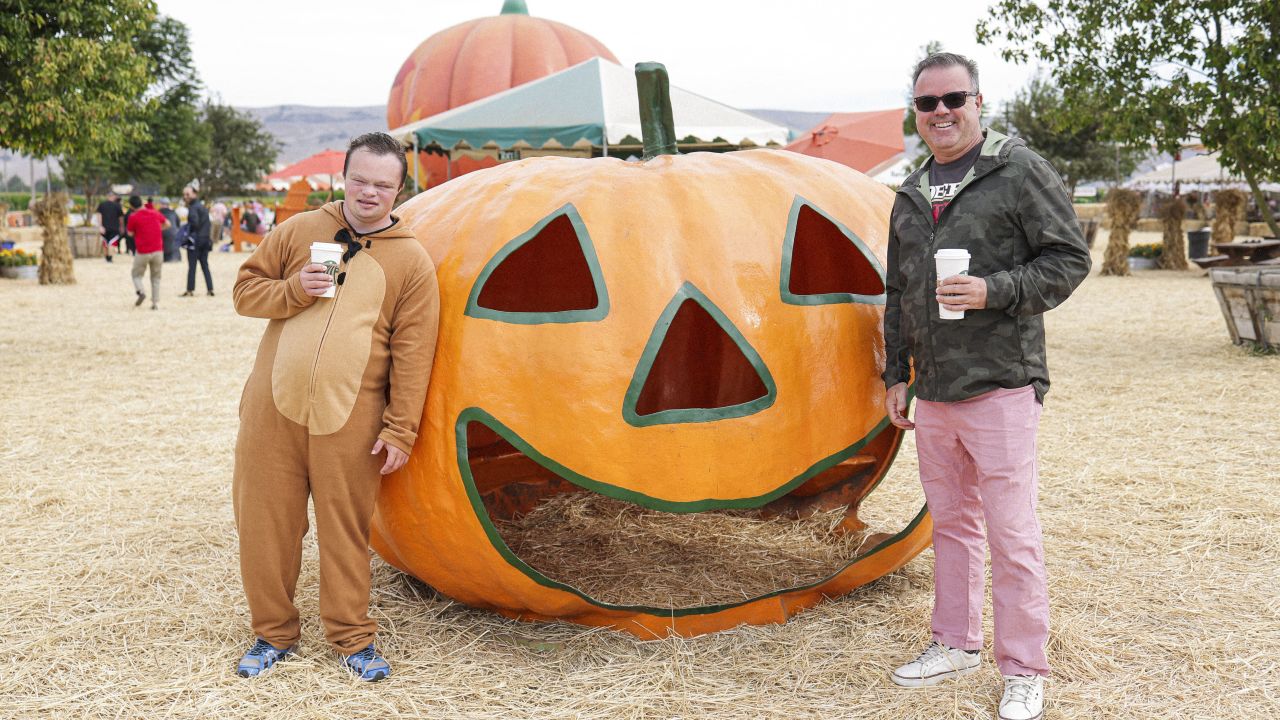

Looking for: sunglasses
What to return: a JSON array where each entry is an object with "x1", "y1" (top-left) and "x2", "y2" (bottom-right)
[{"x1": 913, "y1": 91, "x2": 979, "y2": 113}]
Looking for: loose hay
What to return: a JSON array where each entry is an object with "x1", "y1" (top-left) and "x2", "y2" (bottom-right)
[
  {"x1": 493, "y1": 493, "x2": 868, "y2": 607},
  {"x1": 1, "y1": 234, "x2": 1277, "y2": 719}
]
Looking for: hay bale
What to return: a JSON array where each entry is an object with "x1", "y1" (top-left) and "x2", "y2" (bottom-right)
[
  {"x1": 1159, "y1": 196, "x2": 1188, "y2": 270},
  {"x1": 492, "y1": 493, "x2": 867, "y2": 607},
  {"x1": 1101, "y1": 188, "x2": 1140, "y2": 276},
  {"x1": 1213, "y1": 189, "x2": 1247, "y2": 247},
  {"x1": 29, "y1": 192, "x2": 75, "y2": 285}
]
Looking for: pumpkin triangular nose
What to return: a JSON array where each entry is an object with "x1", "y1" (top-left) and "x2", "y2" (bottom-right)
[{"x1": 623, "y1": 283, "x2": 777, "y2": 427}]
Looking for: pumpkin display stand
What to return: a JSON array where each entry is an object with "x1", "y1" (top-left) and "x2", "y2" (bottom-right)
[{"x1": 374, "y1": 63, "x2": 931, "y2": 638}]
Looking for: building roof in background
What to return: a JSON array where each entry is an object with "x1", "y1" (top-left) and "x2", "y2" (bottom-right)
[{"x1": 783, "y1": 108, "x2": 905, "y2": 176}]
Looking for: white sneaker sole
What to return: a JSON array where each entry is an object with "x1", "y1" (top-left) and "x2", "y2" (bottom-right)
[
  {"x1": 998, "y1": 709, "x2": 1043, "y2": 720},
  {"x1": 890, "y1": 662, "x2": 979, "y2": 687}
]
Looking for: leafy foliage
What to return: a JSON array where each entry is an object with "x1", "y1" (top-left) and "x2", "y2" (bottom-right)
[
  {"x1": 194, "y1": 102, "x2": 279, "y2": 198},
  {"x1": 977, "y1": 0, "x2": 1280, "y2": 236},
  {"x1": 0, "y1": 0, "x2": 156, "y2": 158},
  {"x1": 989, "y1": 75, "x2": 1144, "y2": 194}
]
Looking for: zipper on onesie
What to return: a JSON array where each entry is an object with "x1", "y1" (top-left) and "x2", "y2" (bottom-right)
[{"x1": 308, "y1": 263, "x2": 347, "y2": 401}]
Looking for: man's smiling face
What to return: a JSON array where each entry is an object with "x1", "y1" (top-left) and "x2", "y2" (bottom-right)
[{"x1": 914, "y1": 64, "x2": 983, "y2": 164}]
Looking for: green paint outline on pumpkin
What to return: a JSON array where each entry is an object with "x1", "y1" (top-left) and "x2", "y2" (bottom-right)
[
  {"x1": 464, "y1": 202, "x2": 610, "y2": 324},
  {"x1": 780, "y1": 195, "x2": 888, "y2": 306},
  {"x1": 620, "y1": 282, "x2": 777, "y2": 427},
  {"x1": 452, "y1": 394, "x2": 927, "y2": 616}
]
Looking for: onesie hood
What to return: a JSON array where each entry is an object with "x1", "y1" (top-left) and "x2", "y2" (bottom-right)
[{"x1": 321, "y1": 201, "x2": 416, "y2": 241}]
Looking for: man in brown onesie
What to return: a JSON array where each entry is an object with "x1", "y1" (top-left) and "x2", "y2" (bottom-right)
[{"x1": 231, "y1": 132, "x2": 439, "y2": 681}]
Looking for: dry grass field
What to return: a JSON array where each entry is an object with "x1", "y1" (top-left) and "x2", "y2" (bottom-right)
[{"x1": 1, "y1": 232, "x2": 1276, "y2": 719}]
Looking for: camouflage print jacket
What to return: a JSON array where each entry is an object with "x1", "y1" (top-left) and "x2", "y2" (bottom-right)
[{"x1": 882, "y1": 129, "x2": 1092, "y2": 403}]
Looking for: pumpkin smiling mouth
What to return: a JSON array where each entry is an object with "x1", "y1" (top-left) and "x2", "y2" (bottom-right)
[{"x1": 454, "y1": 407, "x2": 914, "y2": 610}]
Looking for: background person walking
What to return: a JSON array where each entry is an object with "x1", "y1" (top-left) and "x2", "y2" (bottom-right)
[
  {"x1": 181, "y1": 185, "x2": 214, "y2": 297},
  {"x1": 124, "y1": 195, "x2": 168, "y2": 310}
]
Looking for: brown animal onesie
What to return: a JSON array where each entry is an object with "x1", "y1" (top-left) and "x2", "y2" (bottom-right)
[{"x1": 232, "y1": 201, "x2": 439, "y2": 654}]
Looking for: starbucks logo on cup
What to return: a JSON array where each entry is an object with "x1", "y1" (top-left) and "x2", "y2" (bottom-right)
[{"x1": 322, "y1": 259, "x2": 339, "y2": 280}]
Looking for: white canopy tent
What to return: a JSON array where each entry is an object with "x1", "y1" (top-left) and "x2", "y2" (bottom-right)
[
  {"x1": 1128, "y1": 151, "x2": 1280, "y2": 192},
  {"x1": 388, "y1": 57, "x2": 788, "y2": 154}
]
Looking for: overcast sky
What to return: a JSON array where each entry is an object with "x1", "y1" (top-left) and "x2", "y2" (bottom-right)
[{"x1": 157, "y1": 0, "x2": 1040, "y2": 113}]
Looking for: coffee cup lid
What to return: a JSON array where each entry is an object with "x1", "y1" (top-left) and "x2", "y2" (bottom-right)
[
  {"x1": 310, "y1": 242, "x2": 343, "y2": 252},
  {"x1": 935, "y1": 248, "x2": 971, "y2": 259}
]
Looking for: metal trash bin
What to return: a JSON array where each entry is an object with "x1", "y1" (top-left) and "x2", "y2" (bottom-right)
[{"x1": 1187, "y1": 229, "x2": 1211, "y2": 259}]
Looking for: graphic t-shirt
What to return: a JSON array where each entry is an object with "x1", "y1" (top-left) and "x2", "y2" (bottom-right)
[{"x1": 928, "y1": 141, "x2": 983, "y2": 222}]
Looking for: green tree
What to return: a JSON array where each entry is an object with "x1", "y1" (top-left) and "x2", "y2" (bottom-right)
[
  {"x1": 978, "y1": 0, "x2": 1280, "y2": 238},
  {"x1": 195, "y1": 102, "x2": 279, "y2": 198},
  {"x1": 0, "y1": 0, "x2": 157, "y2": 284},
  {"x1": 0, "y1": 1, "x2": 155, "y2": 160},
  {"x1": 63, "y1": 13, "x2": 207, "y2": 213},
  {"x1": 989, "y1": 75, "x2": 1144, "y2": 195},
  {"x1": 4, "y1": 175, "x2": 30, "y2": 193},
  {"x1": 110, "y1": 15, "x2": 208, "y2": 194}
]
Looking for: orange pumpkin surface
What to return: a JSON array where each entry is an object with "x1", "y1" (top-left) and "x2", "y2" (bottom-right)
[
  {"x1": 386, "y1": 1, "x2": 618, "y2": 130},
  {"x1": 373, "y1": 149, "x2": 931, "y2": 637}
]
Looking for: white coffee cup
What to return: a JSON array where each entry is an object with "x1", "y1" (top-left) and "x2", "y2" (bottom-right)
[
  {"x1": 935, "y1": 248, "x2": 971, "y2": 320},
  {"x1": 310, "y1": 242, "x2": 343, "y2": 298}
]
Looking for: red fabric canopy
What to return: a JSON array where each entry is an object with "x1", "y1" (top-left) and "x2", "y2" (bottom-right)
[
  {"x1": 784, "y1": 108, "x2": 906, "y2": 176},
  {"x1": 265, "y1": 149, "x2": 347, "y2": 181}
]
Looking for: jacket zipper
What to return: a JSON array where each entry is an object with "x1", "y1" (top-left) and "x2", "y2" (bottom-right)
[{"x1": 895, "y1": 155, "x2": 1010, "y2": 393}]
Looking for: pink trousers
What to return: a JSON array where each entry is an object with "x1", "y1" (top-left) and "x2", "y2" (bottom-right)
[{"x1": 914, "y1": 385, "x2": 1050, "y2": 677}]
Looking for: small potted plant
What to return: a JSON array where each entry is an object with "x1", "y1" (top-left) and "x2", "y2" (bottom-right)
[
  {"x1": 0, "y1": 248, "x2": 39, "y2": 279},
  {"x1": 1127, "y1": 243, "x2": 1162, "y2": 271}
]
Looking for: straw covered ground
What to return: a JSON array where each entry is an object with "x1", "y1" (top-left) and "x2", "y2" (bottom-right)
[{"x1": 1, "y1": 231, "x2": 1276, "y2": 719}]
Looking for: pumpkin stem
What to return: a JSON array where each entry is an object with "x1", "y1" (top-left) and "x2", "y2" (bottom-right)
[
  {"x1": 635, "y1": 62, "x2": 678, "y2": 159},
  {"x1": 500, "y1": 0, "x2": 529, "y2": 15}
]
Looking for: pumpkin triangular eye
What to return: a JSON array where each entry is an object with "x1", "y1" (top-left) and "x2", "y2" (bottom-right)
[
  {"x1": 623, "y1": 283, "x2": 777, "y2": 427},
  {"x1": 466, "y1": 203, "x2": 609, "y2": 323},
  {"x1": 780, "y1": 196, "x2": 886, "y2": 305}
]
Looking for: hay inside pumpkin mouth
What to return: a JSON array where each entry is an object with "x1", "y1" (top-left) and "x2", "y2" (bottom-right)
[{"x1": 456, "y1": 408, "x2": 907, "y2": 610}]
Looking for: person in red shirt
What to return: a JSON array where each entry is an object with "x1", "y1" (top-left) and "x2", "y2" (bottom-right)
[{"x1": 125, "y1": 195, "x2": 170, "y2": 310}]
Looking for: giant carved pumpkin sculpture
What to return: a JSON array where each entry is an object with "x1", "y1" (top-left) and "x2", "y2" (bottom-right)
[{"x1": 372, "y1": 64, "x2": 931, "y2": 637}]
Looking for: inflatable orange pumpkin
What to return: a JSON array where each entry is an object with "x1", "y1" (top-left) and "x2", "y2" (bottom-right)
[{"x1": 372, "y1": 66, "x2": 930, "y2": 638}]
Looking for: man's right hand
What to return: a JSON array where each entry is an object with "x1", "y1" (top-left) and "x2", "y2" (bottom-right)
[
  {"x1": 299, "y1": 263, "x2": 334, "y2": 296},
  {"x1": 885, "y1": 382, "x2": 915, "y2": 430}
]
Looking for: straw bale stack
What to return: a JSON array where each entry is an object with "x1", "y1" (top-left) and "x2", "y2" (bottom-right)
[
  {"x1": 29, "y1": 192, "x2": 75, "y2": 285},
  {"x1": 1101, "y1": 188, "x2": 1140, "y2": 276},
  {"x1": 1212, "y1": 189, "x2": 1247, "y2": 247},
  {"x1": 1159, "y1": 196, "x2": 1188, "y2": 270}
]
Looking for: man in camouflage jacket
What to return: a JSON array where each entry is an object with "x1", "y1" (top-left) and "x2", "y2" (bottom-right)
[{"x1": 883, "y1": 53, "x2": 1090, "y2": 720}]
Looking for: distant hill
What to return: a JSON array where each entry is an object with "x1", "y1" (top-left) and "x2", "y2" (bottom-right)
[{"x1": 241, "y1": 104, "x2": 388, "y2": 167}]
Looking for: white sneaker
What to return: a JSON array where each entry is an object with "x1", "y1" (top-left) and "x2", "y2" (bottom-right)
[
  {"x1": 998, "y1": 674, "x2": 1045, "y2": 720},
  {"x1": 890, "y1": 640, "x2": 981, "y2": 687}
]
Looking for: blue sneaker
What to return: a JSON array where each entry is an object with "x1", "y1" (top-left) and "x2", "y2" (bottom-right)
[
  {"x1": 342, "y1": 644, "x2": 391, "y2": 682},
  {"x1": 236, "y1": 638, "x2": 294, "y2": 678}
]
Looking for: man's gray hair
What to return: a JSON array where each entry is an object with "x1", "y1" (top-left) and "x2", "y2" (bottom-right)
[{"x1": 912, "y1": 52, "x2": 980, "y2": 90}]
